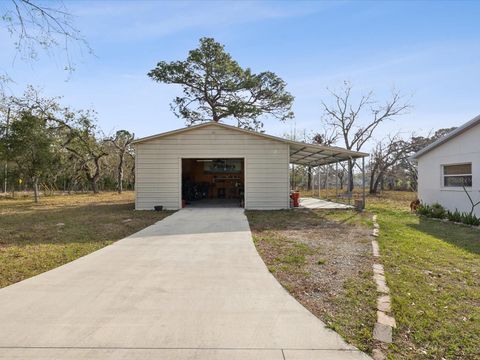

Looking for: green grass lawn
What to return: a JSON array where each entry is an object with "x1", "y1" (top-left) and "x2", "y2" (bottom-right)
[
  {"x1": 367, "y1": 198, "x2": 480, "y2": 359},
  {"x1": 0, "y1": 192, "x2": 172, "y2": 288}
]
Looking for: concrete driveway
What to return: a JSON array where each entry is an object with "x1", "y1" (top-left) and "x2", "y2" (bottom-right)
[{"x1": 0, "y1": 208, "x2": 371, "y2": 360}]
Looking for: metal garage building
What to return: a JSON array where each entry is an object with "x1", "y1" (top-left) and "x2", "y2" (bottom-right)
[{"x1": 133, "y1": 122, "x2": 367, "y2": 210}]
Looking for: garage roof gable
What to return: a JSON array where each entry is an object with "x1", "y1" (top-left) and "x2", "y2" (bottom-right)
[{"x1": 133, "y1": 122, "x2": 367, "y2": 166}]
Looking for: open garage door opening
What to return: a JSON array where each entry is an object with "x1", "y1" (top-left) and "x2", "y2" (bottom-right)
[{"x1": 181, "y1": 158, "x2": 245, "y2": 208}]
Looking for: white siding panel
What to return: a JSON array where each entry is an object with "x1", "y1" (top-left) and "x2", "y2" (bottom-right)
[
  {"x1": 135, "y1": 125, "x2": 290, "y2": 210},
  {"x1": 417, "y1": 122, "x2": 480, "y2": 217}
]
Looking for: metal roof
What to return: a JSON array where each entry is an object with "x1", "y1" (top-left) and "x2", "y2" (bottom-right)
[
  {"x1": 288, "y1": 142, "x2": 367, "y2": 166},
  {"x1": 132, "y1": 122, "x2": 368, "y2": 166},
  {"x1": 412, "y1": 113, "x2": 480, "y2": 159}
]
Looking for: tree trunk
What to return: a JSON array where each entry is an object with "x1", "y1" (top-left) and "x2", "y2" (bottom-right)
[
  {"x1": 33, "y1": 177, "x2": 39, "y2": 203},
  {"x1": 347, "y1": 159, "x2": 354, "y2": 192},
  {"x1": 307, "y1": 166, "x2": 312, "y2": 191},
  {"x1": 117, "y1": 152, "x2": 125, "y2": 194},
  {"x1": 322, "y1": 170, "x2": 328, "y2": 189},
  {"x1": 369, "y1": 171, "x2": 376, "y2": 194},
  {"x1": 117, "y1": 167, "x2": 123, "y2": 193},
  {"x1": 370, "y1": 171, "x2": 384, "y2": 195},
  {"x1": 89, "y1": 157, "x2": 102, "y2": 194},
  {"x1": 131, "y1": 163, "x2": 135, "y2": 189},
  {"x1": 338, "y1": 174, "x2": 344, "y2": 189},
  {"x1": 370, "y1": 171, "x2": 384, "y2": 194},
  {"x1": 91, "y1": 176, "x2": 99, "y2": 194},
  {"x1": 369, "y1": 162, "x2": 380, "y2": 194}
]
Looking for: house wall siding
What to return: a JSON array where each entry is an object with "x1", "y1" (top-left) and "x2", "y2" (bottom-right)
[
  {"x1": 135, "y1": 126, "x2": 290, "y2": 210},
  {"x1": 417, "y1": 122, "x2": 480, "y2": 217}
]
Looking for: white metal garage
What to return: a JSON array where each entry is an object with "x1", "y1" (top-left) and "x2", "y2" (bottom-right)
[{"x1": 133, "y1": 122, "x2": 367, "y2": 210}]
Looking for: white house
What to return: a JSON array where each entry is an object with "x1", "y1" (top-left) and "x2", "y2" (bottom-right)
[
  {"x1": 413, "y1": 114, "x2": 480, "y2": 217},
  {"x1": 132, "y1": 122, "x2": 367, "y2": 210}
]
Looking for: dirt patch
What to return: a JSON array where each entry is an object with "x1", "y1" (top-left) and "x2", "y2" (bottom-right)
[{"x1": 246, "y1": 209, "x2": 376, "y2": 353}]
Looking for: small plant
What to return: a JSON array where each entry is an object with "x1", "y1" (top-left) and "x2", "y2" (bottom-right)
[
  {"x1": 317, "y1": 259, "x2": 326, "y2": 265},
  {"x1": 447, "y1": 209, "x2": 462, "y2": 223},
  {"x1": 461, "y1": 212, "x2": 480, "y2": 226}
]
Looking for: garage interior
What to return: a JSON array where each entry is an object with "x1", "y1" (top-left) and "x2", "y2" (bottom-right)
[{"x1": 181, "y1": 158, "x2": 245, "y2": 207}]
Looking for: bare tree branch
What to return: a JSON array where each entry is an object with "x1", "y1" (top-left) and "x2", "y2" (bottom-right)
[
  {"x1": 2, "y1": 0, "x2": 92, "y2": 74},
  {"x1": 320, "y1": 82, "x2": 411, "y2": 191}
]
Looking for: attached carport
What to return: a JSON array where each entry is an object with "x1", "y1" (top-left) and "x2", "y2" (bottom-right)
[{"x1": 288, "y1": 142, "x2": 368, "y2": 209}]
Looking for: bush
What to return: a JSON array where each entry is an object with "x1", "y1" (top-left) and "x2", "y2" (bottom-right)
[
  {"x1": 430, "y1": 203, "x2": 446, "y2": 219},
  {"x1": 416, "y1": 203, "x2": 432, "y2": 216},
  {"x1": 447, "y1": 209, "x2": 462, "y2": 223},
  {"x1": 418, "y1": 202, "x2": 446, "y2": 219}
]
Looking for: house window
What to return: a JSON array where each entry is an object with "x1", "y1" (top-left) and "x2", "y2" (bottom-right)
[{"x1": 443, "y1": 163, "x2": 472, "y2": 187}]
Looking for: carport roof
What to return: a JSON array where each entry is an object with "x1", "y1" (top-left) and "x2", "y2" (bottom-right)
[
  {"x1": 288, "y1": 142, "x2": 367, "y2": 166},
  {"x1": 132, "y1": 122, "x2": 368, "y2": 166}
]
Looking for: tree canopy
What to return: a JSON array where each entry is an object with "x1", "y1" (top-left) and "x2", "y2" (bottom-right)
[
  {"x1": 148, "y1": 37, "x2": 294, "y2": 131},
  {"x1": 3, "y1": 111, "x2": 56, "y2": 201},
  {"x1": 0, "y1": 87, "x2": 136, "y2": 198}
]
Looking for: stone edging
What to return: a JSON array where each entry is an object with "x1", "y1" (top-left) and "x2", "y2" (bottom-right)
[{"x1": 371, "y1": 214, "x2": 396, "y2": 360}]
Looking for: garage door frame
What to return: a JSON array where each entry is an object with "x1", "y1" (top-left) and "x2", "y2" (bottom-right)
[{"x1": 179, "y1": 156, "x2": 248, "y2": 209}]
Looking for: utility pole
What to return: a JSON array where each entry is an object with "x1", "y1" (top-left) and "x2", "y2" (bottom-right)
[{"x1": 3, "y1": 107, "x2": 10, "y2": 194}]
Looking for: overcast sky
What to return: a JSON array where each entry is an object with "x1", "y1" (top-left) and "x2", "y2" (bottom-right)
[{"x1": 1, "y1": 0, "x2": 479, "y2": 149}]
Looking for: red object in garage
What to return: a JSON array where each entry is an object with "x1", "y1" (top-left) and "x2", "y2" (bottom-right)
[{"x1": 290, "y1": 192, "x2": 300, "y2": 207}]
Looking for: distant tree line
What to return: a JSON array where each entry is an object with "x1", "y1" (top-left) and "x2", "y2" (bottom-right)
[{"x1": 0, "y1": 87, "x2": 135, "y2": 202}]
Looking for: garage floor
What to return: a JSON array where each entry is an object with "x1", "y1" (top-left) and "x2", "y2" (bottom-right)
[
  {"x1": 0, "y1": 208, "x2": 370, "y2": 360},
  {"x1": 188, "y1": 198, "x2": 241, "y2": 208}
]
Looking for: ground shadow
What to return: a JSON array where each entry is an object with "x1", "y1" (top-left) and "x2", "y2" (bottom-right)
[
  {"x1": 245, "y1": 208, "x2": 362, "y2": 233},
  {"x1": 408, "y1": 217, "x2": 480, "y2": 255}
]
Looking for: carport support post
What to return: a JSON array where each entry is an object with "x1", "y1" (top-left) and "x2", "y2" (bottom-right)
[
  {"x1": 325, "y1": 164, "x2": 329, "y2": 199},
  {"x1": 347, "y1": 161, "x2": 351, "y2": 205},
  {"x1": 362, "y1": 157, "x2": 366, "y2": 210},
  {"x1": 317, "y1": 165, "x2": 320, "y2": 198},
  {"x1": 335, "y1": 162, "x2": 338, "y2": 200}
]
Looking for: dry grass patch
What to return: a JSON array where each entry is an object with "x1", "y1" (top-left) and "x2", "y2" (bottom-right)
[
  {"x1": 246, "y1": 209, "x2": 377, "y2": 353},
  {"x1": 0, "y1": 192, "x2": 173, "y2": 288}
]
